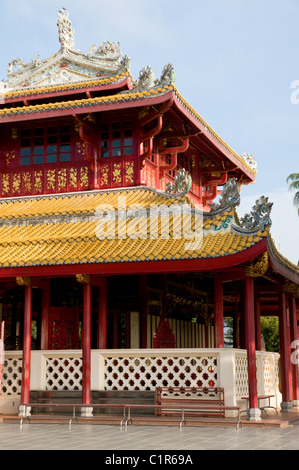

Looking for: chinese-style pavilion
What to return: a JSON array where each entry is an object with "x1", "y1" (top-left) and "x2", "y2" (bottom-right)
[{"x1": 0, "y1": 9, "x2": 298, "y2": 422}]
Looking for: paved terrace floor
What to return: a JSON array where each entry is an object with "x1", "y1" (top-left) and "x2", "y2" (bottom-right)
[{"x1": 1, "y1": 411, "x2": 299, "y2": 450}]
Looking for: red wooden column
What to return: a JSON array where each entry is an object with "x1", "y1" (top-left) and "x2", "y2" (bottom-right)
[
  {"x1": 233, "y1": 301, "x2": 240, "y2": 348},
  {"x1": 139, "y1": 275, "x2": 148, "y2": 348},
  {"x1": 40, "y1": 279, "x2": 50, "y2": 350},
  {"x1": 76, "y1": 274, "x2": 92, "y2": 416},
  {"x1": 97, "y1": 278, "x2": 107, "y2": 349},
  {"x1": 279, "y1": 291, "x2": 293, "y2": 411},
  {"x1": 19, "y1": 278, "x2": 32, "y2": 416},
  {"x1": 290, "y1": 295, "x2": 299, "y2": 408},
  {"x1": 244, "y1": 276, "x2": 261, "y2": 420},
  {"x1": 255, "y1": 296, "x2": 262, "y2": 351},
  {"x1": 83, "y1": 282, "x2": 91, "y2": 405},
  {"x1": 214, "y1": 276, "x2": 224, "y2": 348}
]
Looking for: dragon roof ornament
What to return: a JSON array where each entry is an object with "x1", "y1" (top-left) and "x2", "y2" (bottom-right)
[
  {"x1": 132, "y1": 63, "x2": 175, "y2": 92},
  {"x1": 155, "y1": 63, "x2": 176, "y2": 88},
  {"x1": 240, "y1": 196, "x2": 273, "y2": 232},
  {"x1": 209, "y1": 177, "x2": 241, "y2": 214},
  {"x1": 135, "y1": 66, "x2": 155, "y2": 90},
  {"x1": 89, "y1": 41, "x2": 122, "y2": 61},
  {"x1": 166, "y1": 168, "x2": 192, "y2": 197},
  {"x1": 241, "y1": 153, "x2": 257, "y2": 172}
]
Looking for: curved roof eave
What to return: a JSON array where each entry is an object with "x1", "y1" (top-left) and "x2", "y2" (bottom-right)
[{"x1": 267, "y1": 236, "x2": 299, "y2": 285}]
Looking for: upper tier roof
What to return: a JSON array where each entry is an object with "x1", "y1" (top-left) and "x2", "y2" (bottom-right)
[{"x1": 0, "y1": 9, "x2": 257, "y2": 180}]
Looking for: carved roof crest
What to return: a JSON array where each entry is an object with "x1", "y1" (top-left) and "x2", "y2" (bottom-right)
[
  {"x1": 209, "y1": 177, "x2": 240, "y2": 213},
  {"x1": 57, "y1": 8, "x2": 75, "y2": 50},
  {"x1": 240, "y1": 196, "x2": 273, "y2": 231}
]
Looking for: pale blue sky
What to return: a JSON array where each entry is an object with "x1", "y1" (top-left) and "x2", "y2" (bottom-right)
[{"x1": 0, "y1": 0, "x2": 298, "y2": 263}]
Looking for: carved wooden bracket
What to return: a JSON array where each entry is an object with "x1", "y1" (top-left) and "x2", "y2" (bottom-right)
[
  {"x1": 76, "y1": 274, "x2": 90, "y2": 284},
  {"x1": 245, "y1": 252, "x2": 268, "y2": 278},
  {"x1": 16, "y1": 276, "x2": 31, "y2": 286},
  {"x1": 283, "y1": 280, "x2": 299, "y2": 298}
]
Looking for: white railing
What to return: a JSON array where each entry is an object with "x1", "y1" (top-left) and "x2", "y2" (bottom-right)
[{"x1": 0, "y1": 348, "x2": 281, "y2": 413}]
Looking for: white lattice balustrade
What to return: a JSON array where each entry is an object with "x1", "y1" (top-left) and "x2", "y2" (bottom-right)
[
  {"x1": 104, "y1": 355, "x2": 218, "y2": 390},
  {"x1": 1, "y1": 356, "x2": 23, "y2": 395},
  {"x1": 45, "y1": 357, "x2": 82, "y2": 390},
  {"x1": 0, "y1": 349, "x2": 281, "y2": 414}
]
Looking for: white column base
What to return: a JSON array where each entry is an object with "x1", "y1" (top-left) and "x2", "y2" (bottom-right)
[
  {"x1": 281, "y1": 401, "x2": 293, "y2": 412},
  {"x1": 292, "y1": 400, "x2": 299, "y2": 409},
  {"x1": 80, "y1": 406, "x2": 93, "y2": 417},
  {"x1": 18, "y1": 405, "x2": 31, "y2": 417},
  {"x1": 247, "y1": 408, "x2": 262, "y2": 421}
]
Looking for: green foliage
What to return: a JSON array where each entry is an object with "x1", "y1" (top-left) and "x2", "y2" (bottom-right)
[
  {"x1": 287, "y1": 173, "x2": 299, "y2": 215},
  {"x1": 260, "y1": 316, "x2": 280, "y2": 353}
]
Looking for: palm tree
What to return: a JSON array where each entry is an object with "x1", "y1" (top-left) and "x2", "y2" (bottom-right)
[{"x1": 287, "y1": 173, "x2": 299, "y2": 215}]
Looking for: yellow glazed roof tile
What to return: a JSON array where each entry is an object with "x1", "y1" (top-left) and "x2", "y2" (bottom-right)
[{"x1": 0, "y1": 188, "x2": 265, "y2": 268}]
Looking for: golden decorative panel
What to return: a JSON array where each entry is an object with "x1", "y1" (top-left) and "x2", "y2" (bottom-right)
[
  {"x1": 23, "y1": 172, "x2": 32, "y2": 193},
  {"x1": 47, "y1": 169, "x2": 56, "y2": 191},
  {"x1": 12, "y1": 174, "x2": 21, "y2": 194},
  {"x1": 69, "y1": 167, "x2": 78, "y2": 188},
  {"x1": 58, "y1": 169, "x2": 67, "y2": 191},
  {"x1": 80, "y1": 167, "x2": 89, "y2": 188},
  {"x1": 113, "y1": 163, "x2": 122, "y2": 184},
  {"x1": 100, "y1": 164, "x2": 109, "y2": 186},
  {"x1": 2, "y1": 174, "x2": 9, "y2": 195},
  {"x1": 124, "y1": 162, "x2": 134, "y2": 184},
  {"x1": 34, "y1": 171, "x2": 43, "y2": 194}
]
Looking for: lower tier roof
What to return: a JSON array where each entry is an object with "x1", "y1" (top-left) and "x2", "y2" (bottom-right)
[{"x1": 0, "y1": 187, "x2": 270, "y2": 270}]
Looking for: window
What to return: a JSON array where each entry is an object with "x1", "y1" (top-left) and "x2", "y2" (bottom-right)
[
  {"x1": 20, "y1": 125, "x2": 71, "y2": 166},
  {"x1": 100, "y1": 121, "x2": 133, "y2": 158}
]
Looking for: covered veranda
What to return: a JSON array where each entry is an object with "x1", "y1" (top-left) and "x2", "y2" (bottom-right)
[
  {"x1": 0, "y1": 187, "x2": 298, "y2": 423},
  {"x1": 0, "y1": 241, "x2": 298, "y2": 423}
]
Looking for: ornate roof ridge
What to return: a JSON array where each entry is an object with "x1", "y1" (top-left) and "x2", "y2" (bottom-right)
[
  {"x1": 0, "y1": 85, "x2": 173, "y2": 117},
  {"x1": 3, "y1": 69, "x2": 133, "y2": 99}
]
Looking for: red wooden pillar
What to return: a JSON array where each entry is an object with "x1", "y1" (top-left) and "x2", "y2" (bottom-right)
[
  {"x1": 279, "y1": 291, "x2": 293, "y2": 410},
  {"x1": 97, "y1": 278, "x2": 107, "y2": 349},
  {"x1": 255, "y1": 296, "x2": 262, "y2": 351},
  {"x1": 290, "y1": 295, "x2": 299, "y2": 407},
  {"x1": 20, "y1": 283, "x2": 32, "y2": 412},
  {"x1": 244, "y1": 276, "x2": 260, "y2": 420},
  {"x1": 214, "y1": 276, "x2": 224, "y2": 348},
  {"x1": 233, "y1": 301, "x2": 239, "y2": 349},
  {"x1": 41, "y1": 279, "x2": 50, "y2": 350},
  {"x1": 82, "y1": 282, "x2": 92, "y2": 407},
  {"x1": 204, "y1": 323, "x2": 210, "y2": 348},
  {"x1": 139, "y1": 275, "x2": 148, "y2": 348}
]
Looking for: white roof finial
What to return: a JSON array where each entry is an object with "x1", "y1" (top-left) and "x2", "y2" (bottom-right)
[{"x1": 57, "y1": 8, "x2": 75, "y2": 50}]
